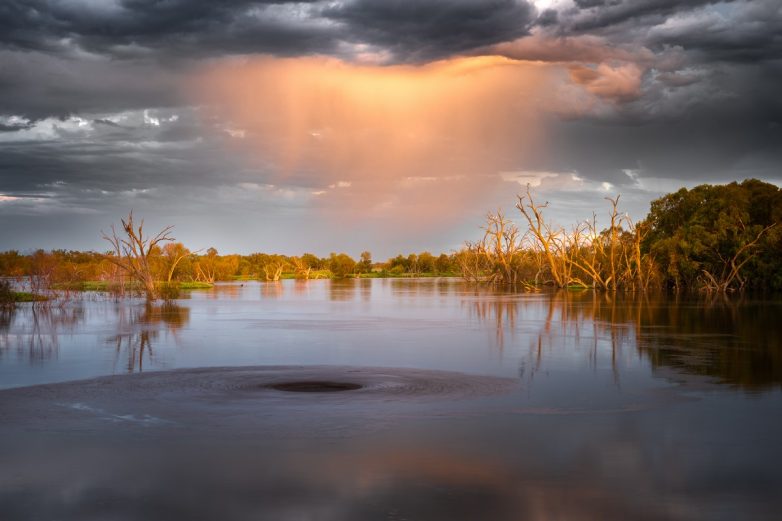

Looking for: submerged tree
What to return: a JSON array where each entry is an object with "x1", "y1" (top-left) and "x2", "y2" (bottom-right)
[
  {"x1": 460, "y1": 209, "x2": 538, "y2": 286},
  {"x1": 462, "y1": 185, "x2": 660, "y2": 290},
  {"x1": 515, "y1": 187, "x2": 573, "y2": 288},
  {"x1": 102, "y1": 212, "x2": 174, "y2": 300}
]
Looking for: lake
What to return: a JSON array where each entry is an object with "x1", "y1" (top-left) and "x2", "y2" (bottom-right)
[{"x1": 1, "y1": 279, "x2": 781, "y2": 520}]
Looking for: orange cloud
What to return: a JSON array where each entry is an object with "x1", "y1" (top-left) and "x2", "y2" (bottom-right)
[
  {"x1": 190, "y1": 55, "x2": 554, "y2": 229},
  {"x1": 489, "y1": 34, "x2": 653, "y2": 65},
  {"x1": 568, "y1": 63, "x2": 644, "y2": 102}
]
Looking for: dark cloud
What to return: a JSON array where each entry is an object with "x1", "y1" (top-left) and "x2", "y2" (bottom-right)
[
  {"x1": 563, "y1": 0, "x2": 731, "y2": 33},
  {"x1": 0, "y1": 1, "x2": 538, "y2": 63},
  {"x1": 0, "y1": 0, "x2": 331, "y2": 58},
  {"x1": 323, "y1": 0, "x2": 535, "y2": 62},
  {"x1": 542, "y1": 66, "x2": 782, "y2": 186},
  {"x1": 574, "y1": 0, "x2": 606, "y2": 8},
  {"x1": 0, "y1": 109, "x2": 251, "y2": 195},
  {"x1": 0, "y1": 49, "x2": 181, "y2": 120},
  {"x1": 0, "y1": 0, "x2": 780, "y2": 253},
  {"x1": 0, "y1": 121, "x2": 33, "y2": 132},
  {"x1": 644, "y1": 1, "x2": 782, "y2": 63},
  {"x1": 536, "y1": 9, "x2": 559, "y2": 27}
]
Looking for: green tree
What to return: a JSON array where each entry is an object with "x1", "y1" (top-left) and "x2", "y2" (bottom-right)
[
  {"x1": 356, "y1": 251, "x2": 373, "y2": 274},
  {"x1": 435, "y1": 253, "x2": 452, "y2": 274},
  {"x1": 328, "y1": 253, "x2": 356, "y2": 279},
  {"x1": 644, "y1": 180, "x2": 780, "y2": 291}
]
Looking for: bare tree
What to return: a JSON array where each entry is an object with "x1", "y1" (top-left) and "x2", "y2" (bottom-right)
[
  {"x1": 291, "y1": 257, "x2": 312, "y2": 280},
  {"x1": 194, "y1": 248, "x2": 218, "y2": 283},
  {"x1": 456, "y1": 245, "x2": 491, "y2": 283},
  {"x1": 700, "y1": 221, "x2": 776, "y2": 292},
  {"x1": 263, "y1": 262, "x2": 285, "y2": 281},
  {"x1": 102, "y1": 212, "x2": 174, "y2": 300},
  {"x1": 515, "y1": 186, "x2": 655, "y2": 290},
  {"x1": 516, "y1": 185, "x2": 570, "y2": 288}
]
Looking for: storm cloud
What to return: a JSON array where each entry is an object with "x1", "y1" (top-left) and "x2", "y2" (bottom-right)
[{"x1": 0, "y1": 0, "x2": 780, "y2": 255}]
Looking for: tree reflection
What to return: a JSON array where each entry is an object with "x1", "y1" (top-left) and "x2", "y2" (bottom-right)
[
  {"x1": 631, "y1": 295, "x2": 782, "y2": 392},
  {"x1": 203, "y1": 283, "x2": 243, "y2": 300},
  {"x1": 328, "y1": 279, "x2": 356, "y2": 301},
  {"x1": 469, "y1": 289, "x2": 782, "y2": 391},
  {"x1": 0, "y1": 304, "x2": 84, "y2": 362},
  {"x1": 260, "y1": 281, "x2": 284, "y2": 299},
  {"x1": 107, "y1": 302, "x2": 190, "y2": 373}
]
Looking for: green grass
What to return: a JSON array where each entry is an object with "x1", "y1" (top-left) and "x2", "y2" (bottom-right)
[
  {"x1": 178, "y1": 281, "x2": 213, "y2": 290},
  {"x1": 53, "y1": 281, "x2": 129, "y2": 291},
  {"x1": 357, "y1": 271, "x2": 460, "y2": 279},
  {"x1": 12, "y1": 292, "x2": 49, "y2": 302},
  {"x1": 54, "y1": 280, "x2": 213, "y2": 291}
]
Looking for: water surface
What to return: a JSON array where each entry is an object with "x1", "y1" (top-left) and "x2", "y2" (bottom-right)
[{"x1": 1, "y1": 279, "x2": 781, "y2": 520}]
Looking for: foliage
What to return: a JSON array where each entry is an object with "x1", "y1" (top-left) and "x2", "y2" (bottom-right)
[
  {"x1": 328, "y1": 253, "x2": 357, "y2": 279},
  {"x1": 0, "y1": 281, "x2": 48, "y2": 304},
  {"x1": 644, "y1": 179, "x2": 781, "y2": 291},
  {"x1": 156, "y1": 282, "x2": 181, "y2": 301},
  {"x1": 356, "y1": 251, "x2": 373, "y2": 274},
  {"x1": 13, "y1": 181, "x2": 780, "y2": 294},
  {"x1": 0, "y1": 279, "x2": 14, "y2": 306},
  {"x1": 460, "y1": 179, "x2": 780, "y2": 292},
  {"x1": 12, "y1": 292, "x2": 49, "y2": 302},
  {"x1": 178, "y1": 281, "x2": 214, "y2": 289}
]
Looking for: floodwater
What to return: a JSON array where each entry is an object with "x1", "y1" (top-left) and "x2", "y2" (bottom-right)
[{"x1": 1, "y1": 279, "x2": 781, "y2": 520}]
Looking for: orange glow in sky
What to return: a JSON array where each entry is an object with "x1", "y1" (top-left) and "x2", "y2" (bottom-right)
[{"x1": 192, "y1": 55, "x2": 556, "y2": 229}]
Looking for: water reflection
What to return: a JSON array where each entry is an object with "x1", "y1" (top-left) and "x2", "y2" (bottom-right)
[
  {"x1": 2, "y1": 281, "x2": 782, "y2": 519},
  {"x1": 106, "y1": 302, "x2": 190, "y2": 373},
  {"x1": 0, "y1": 304, "x2": 84, "y2": 362},
  {"x1": 260, "y1": 281, "x2": 284, "y2": 299},
  {"x1": 2, "y1": 375, "x2": 781, "y2": 521},
  {"x1": 388, "y1": 276, "x2": 457, "y2": 299},
  {"x1": 328, "y1": 279, "x2": 356, "y2": 301},
  {"x1": 467, "y1": 290, "x2": 782, "y2": 391},
  {"x1": 1, "y1": 280, "x2": 781, "y2": 392},
  {"x1": 0, "y1": 306, "x2": 12, "y2": 331},
  {"x1": 5, "y1": 440, "x2": 733, "y2": 521},
  {"x1": 203, "y1": 283, "x2": 243, "y2": 299}
]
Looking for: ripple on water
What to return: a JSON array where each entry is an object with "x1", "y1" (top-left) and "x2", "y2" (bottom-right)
[{"x1": 0, "y1": 366, "x2": 520, "y2": 437}]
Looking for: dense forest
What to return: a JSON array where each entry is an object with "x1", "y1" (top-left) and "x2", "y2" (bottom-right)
[{"x1": 1, "y1": 179, "x2": 781, "y2": 301}]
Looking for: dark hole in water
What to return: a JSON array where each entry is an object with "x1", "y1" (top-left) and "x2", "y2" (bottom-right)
[{"x1": 266, "y1": 381, "x2": 363, "y2": 393}]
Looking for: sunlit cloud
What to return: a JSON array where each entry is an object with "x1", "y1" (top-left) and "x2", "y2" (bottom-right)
[
  {"x1": 569, "y1": 63, "x2": 644, "y2": 103},
  {"x1": 192, "y1": 55, "x2": 557, "y2": 231}
]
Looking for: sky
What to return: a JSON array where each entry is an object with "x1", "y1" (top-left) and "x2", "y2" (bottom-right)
[{"x1": 0, "y1": 0, "x2": 780, "y2": 258}]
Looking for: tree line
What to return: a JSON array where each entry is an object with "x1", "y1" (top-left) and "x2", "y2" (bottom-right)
[
  {"x1": 0, "y1": 212, "x2": 462, "y2": 300},
  {"x1": 2, "y1": 179, "x2": 780, "y2": 301},
  {"x1": 461, "y1": 179, "x2": 782, "y2": 292}
]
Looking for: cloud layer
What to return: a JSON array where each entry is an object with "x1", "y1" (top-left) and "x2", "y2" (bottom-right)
[{"x1": 1, "y1": 0, "x2": 780, "y2": 254}]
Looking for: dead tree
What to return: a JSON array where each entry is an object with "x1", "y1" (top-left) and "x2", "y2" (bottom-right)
[
  {"x1": 263, "y1": 262, "x2": 285, "y2": 281},
  {"x1": 457, "y1": 245, "x2": 491, "y2": 283},
  {"x1": 482, "y1": 209, "x2": 523, "y2": 284},
  {"x1": 102, "y1": 211, "x2": 174, "y2": 300},
  {"x1": 516, "y1": 185, "x2": 569, "y2": 287},
  {"x1": 700, "y1": 221, "x2": 776, "y2": 292},
  {"x1": 291, "y1": 257, "x2": 312, "y2": 280}
]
